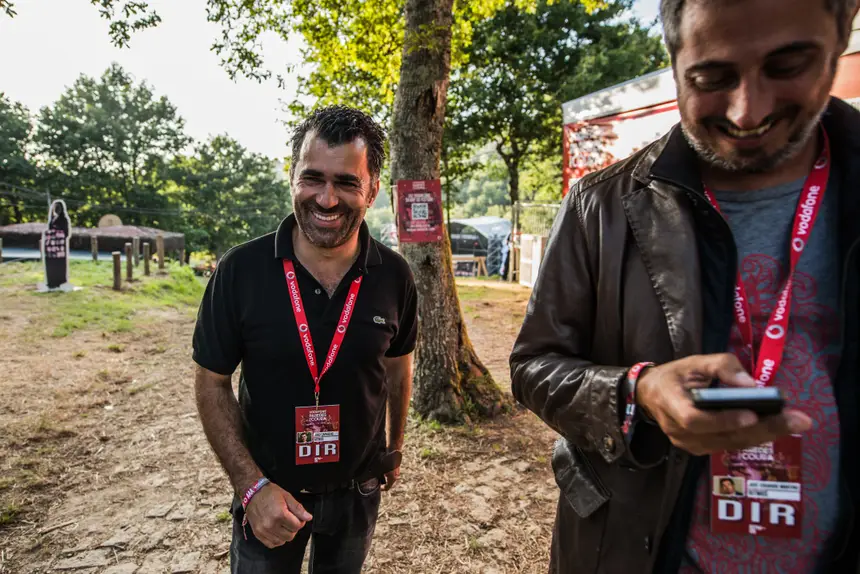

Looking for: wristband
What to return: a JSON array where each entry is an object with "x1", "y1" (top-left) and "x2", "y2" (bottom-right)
[
  {"x1": 241, "y1": 477, "x2": 270, "y2": 541},
  {"x1": 242, "y1": 477, "x2": 270, "y2": 511},
  {"x1": 621, "y1": 362, "x2": 655, "y2": 442}
]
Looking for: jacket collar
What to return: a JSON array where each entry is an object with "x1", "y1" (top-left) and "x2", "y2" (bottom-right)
[
  {"x1": 273, "y1": 213, "x2": 382, "y2": 270},
  {"x1": 632, "y1": 96, "x2": 860, "y2": 197}
]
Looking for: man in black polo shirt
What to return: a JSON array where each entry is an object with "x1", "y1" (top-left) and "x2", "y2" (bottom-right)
[{"x1": 193, "y1": 106, "x2": 417, "y2": 574}]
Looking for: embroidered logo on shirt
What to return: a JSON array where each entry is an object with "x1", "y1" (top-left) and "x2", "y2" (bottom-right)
[{"x1": 373, "y1": 316, "x2": 386, "y2": 325}]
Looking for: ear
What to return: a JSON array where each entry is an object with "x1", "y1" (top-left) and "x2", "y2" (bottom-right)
[{"x1": 368, "y1": 178, "x2": 381, "y2": 208}]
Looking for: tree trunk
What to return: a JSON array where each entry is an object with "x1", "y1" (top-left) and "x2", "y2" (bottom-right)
[
  {"x1": 390, "y1": 0, "x2": 509, "y2": 423},
  {"x1": 497, "y1": 141, "x2": 522, "y2": 207},
  {"x1": 509, "y1": 160, "x2": 520, "y2": 206},
  {"x1": 442, "y1": 146, "x2": 452, "y2": 237}
]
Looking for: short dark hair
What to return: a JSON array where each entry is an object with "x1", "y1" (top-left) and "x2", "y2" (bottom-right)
[
  {"x1": 661, "y1": 0, "x2": 858, "y2": 62},
  {"x1": 289, "y1": 105, "x2": 386, "y2": 182}
]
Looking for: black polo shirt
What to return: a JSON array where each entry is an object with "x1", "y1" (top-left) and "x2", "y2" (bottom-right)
[{"x1": 192, "y1": 215, "x2": 418, "y2": 490}]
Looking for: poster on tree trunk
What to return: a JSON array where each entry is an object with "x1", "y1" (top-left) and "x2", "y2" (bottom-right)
[
  {"x1": 37, "y1": 199, "x2": 79, "y2": 293},
  {"x1": 396, "y1": 179, "x2": 443, "y2": 243}
]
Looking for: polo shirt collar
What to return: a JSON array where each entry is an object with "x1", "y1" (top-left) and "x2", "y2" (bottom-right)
[{"x1": 273, "y1": 213, "x2": 382, "y2": 270}]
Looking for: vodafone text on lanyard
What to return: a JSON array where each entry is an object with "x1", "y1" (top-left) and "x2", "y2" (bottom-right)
[
  {"x1": 283, "y1": 260, "x2": 362, "y2": 466},
  {"x1": 703, "y1": 128, "x2": 830, "y2": 539}
]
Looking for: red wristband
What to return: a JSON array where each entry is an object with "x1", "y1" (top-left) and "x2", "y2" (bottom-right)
[{"x1": 622, "y1": 362, "x2": 655, "y2": 441}]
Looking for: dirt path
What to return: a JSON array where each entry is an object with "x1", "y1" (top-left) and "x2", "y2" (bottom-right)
[{"x1": 0, "y1": 276, "x2": 559, "y2": 574}]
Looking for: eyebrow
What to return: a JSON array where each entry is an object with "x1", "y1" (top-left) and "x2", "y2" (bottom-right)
[
  {"x1": 298, "y1": 169, "x2": 363, "y2": 185},
  {"x1": 685, "y1": 41, "x2": 820, "y2": 77}
]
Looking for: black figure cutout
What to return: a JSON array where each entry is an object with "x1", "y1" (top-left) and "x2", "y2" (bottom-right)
[{"x1": 43, "y1": 200, "x2": 71, "y2": 289}]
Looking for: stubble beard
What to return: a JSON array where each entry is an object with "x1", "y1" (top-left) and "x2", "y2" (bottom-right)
[
  {"x1": 295, "y1": 199, "x2": 365, "y2": 249},
  {"x1": 680, "y1": 98, "x2": 829, "y2": 176}
]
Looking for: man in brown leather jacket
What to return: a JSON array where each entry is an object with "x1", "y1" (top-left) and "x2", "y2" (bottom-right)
[{"x1": 510, "y1": 0, "x2": 860, "y2": 572}]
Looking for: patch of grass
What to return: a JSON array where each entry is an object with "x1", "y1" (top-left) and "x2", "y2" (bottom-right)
[
  {"x1": 466, "y1": 535, "x2": 482, "y2": 553},
  {"x1": 425, "y1": 419, "x2": 443, "y2": 432},
  {"x1": 107, "y1": 344, "x2": 125, "y2": 353},
  {"x1": 0, "y1": 261, "x2": 205, "y2": 337},
  {"x1": 457, "y1": 286, "x2": 491, "y2": 302},
  {"x1": 0, "y1": 477, "x2": 14, "y2": 490},
  {"x1": 128, "y1": 382, "x2": 155, "y2": 395},
  {"x1": 0, "y1": 503, "x2": 21, "y2": 525},
  {"x1": 31, "y1": 415, "x2": 75, "y2": 441},
  {"x1": 138, "y1": 265, "x2": 207, "y2": 307},
  {"x1": 35, "y1": 415, "x2": 56, "y2": 434},
  {"x1": 215, "y1": 511, "x2": 231, "y2": 523},
  {"x1": 419, "y1": 447, "x2": 439, "y2": 460},
  {"x1": 73, "y1": 350, "x2": 87, "y2": 359},
  {"x1": 20, "y1": 471, "x2": 50, "y2": 491},
  {"x1": 456, "y1": 283, "x2": 517, "y2": 303},
  {"x1": 52, "y1": 297, "x2": 137, "y2": 337}
]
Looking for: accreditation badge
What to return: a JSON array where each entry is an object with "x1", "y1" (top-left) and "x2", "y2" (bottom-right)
[
  {"x1": 295, "y1": 405, "x2": 340, "y2": 465},
  {"x1": 710, "y1": 436, "x2": 802, "y2": 538}
]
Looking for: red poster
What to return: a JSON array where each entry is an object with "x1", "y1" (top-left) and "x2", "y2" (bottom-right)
[
  {"x1": 397, "y1": 180, "x2": 444, "y2": 243},
  {"x1": 710, "y1": 437, "x2": 803, "y2": 538}
]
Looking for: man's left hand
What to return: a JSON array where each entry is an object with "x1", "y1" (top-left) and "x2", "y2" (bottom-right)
[{"x1": 381, "y1": 466, "x2": 400, "y2": 491}]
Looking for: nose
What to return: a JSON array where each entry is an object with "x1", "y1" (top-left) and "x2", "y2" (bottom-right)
[
  {"x1": 315, "y1": 182, "x2": 338, "y2": 210},
  {"x1": 726, "y1": 77, "x2": 773, "y2": 130}
]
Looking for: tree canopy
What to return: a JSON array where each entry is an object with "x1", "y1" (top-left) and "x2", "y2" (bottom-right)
[
  {"x1": 0, "y1": 64, "x2": 290, "y2": 258},
  {"x1": 0, "y1": 93, "x2": 36, "y2": 222},
  {"x1": 167, "y1": 135, "x2": 291, "y2": 257},
  {"x1": 446, "y1": 0, "x2": 666, "y2": 206},
  {"x1": 34, "y1": 63, "x2": 190, "y2": 228}
]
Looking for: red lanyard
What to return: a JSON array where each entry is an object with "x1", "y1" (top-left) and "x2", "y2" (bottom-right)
[
  {"x1": 702, "y1": 129, "x2": 830, "y2": 387},
  {"x1": 283, "y1": 260, "x2": 363, "y2": 405}
]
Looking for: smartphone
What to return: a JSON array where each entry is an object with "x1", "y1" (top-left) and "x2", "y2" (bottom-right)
[{"x1": 690, "y1": 387, "x2": 785, "y2": 416}]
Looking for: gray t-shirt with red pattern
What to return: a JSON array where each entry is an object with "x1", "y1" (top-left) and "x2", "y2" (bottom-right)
[{"x1": 683, "y1": 175, "x2": 843, "y2": 574}]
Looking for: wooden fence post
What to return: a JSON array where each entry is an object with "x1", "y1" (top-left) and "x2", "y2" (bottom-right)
[
  {"x1": 132, "y1": 237, "x2": 140, "y2": 267},
  {"x1": 143, "y1": 243, "x2": 151, "y2": 276},
  {"x1": 91, "y1": 236, "x2": 98, "y2": 262},
  {"x1": 125, "y1": 242, "x2": 133, "y2": 282},
  {"x1": 112, "y1": 252, "x2": 122, "y2": 291},
  {"x1": 179, "y1": 248, "x2": 185, "y2": 267},
  {"x1": 0, "y1": 238, "x2": 3, "y2": 264},
  {"x1": 156, "y1": 234, "x2": 165, "y2": 272}
]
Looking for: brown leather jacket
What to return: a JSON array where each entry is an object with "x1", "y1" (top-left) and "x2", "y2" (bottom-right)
[{"x1": 510, "y1": 98, "x2": 860, "y2": 574}]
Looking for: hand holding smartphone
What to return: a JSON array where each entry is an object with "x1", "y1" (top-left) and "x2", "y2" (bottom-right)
[{"x1": 689, "y1": 386, "x2": 785, "y2": 416}]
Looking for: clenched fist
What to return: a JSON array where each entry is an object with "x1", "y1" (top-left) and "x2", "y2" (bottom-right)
[
  {"x1": 635, "y1": 353, "x2": 812, "y2": 456},
  {"x1": 245, "y1": 482, "x2": 313, "y2": 548}
]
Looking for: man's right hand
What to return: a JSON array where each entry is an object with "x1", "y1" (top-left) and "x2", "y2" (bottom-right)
[
  {"x1": 636, "y1": 353, "x2": 813, "y2": 456},
  {"x1": 244, "y1": 482, "x2": 313, "y2": 548}
]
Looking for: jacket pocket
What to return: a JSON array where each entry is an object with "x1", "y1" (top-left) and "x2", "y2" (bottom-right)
[{"x1": 552, "y1": 438, "x2": 611, "y2": 519}]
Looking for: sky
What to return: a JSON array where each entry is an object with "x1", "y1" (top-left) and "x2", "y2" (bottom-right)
[{"x1": 0, "y1": 0, "x2": 662, "y2": 161}]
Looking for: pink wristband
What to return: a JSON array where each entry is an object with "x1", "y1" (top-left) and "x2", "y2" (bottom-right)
[
  {"x1": 242, "y1": 477, "x2": 270, "y2": 511},
  {"x1": 241, "y1": 477, "x2": 270, "y2": 541}
]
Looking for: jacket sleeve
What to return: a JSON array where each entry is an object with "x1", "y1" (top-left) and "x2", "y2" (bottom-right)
[{"x1": 510, "y1": 186, "x2": 633, "y2": 466}]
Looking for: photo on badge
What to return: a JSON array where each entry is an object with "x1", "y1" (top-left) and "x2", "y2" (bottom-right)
[{"x1": 714, "y1": 476, "x2": 745, "y2": 498}]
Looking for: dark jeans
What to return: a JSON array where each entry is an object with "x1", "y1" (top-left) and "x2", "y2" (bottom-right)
[{"x1": 230, "y1": 478, "x2": 381, "y2": 574}]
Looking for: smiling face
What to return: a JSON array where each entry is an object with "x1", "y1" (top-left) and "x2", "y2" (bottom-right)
[
  {"x1": 674, "y1": 0, "x2": 850, "y2": 175},
  {"x1": 291, "y1": 131, "x2": 379, "y2": 250}
]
